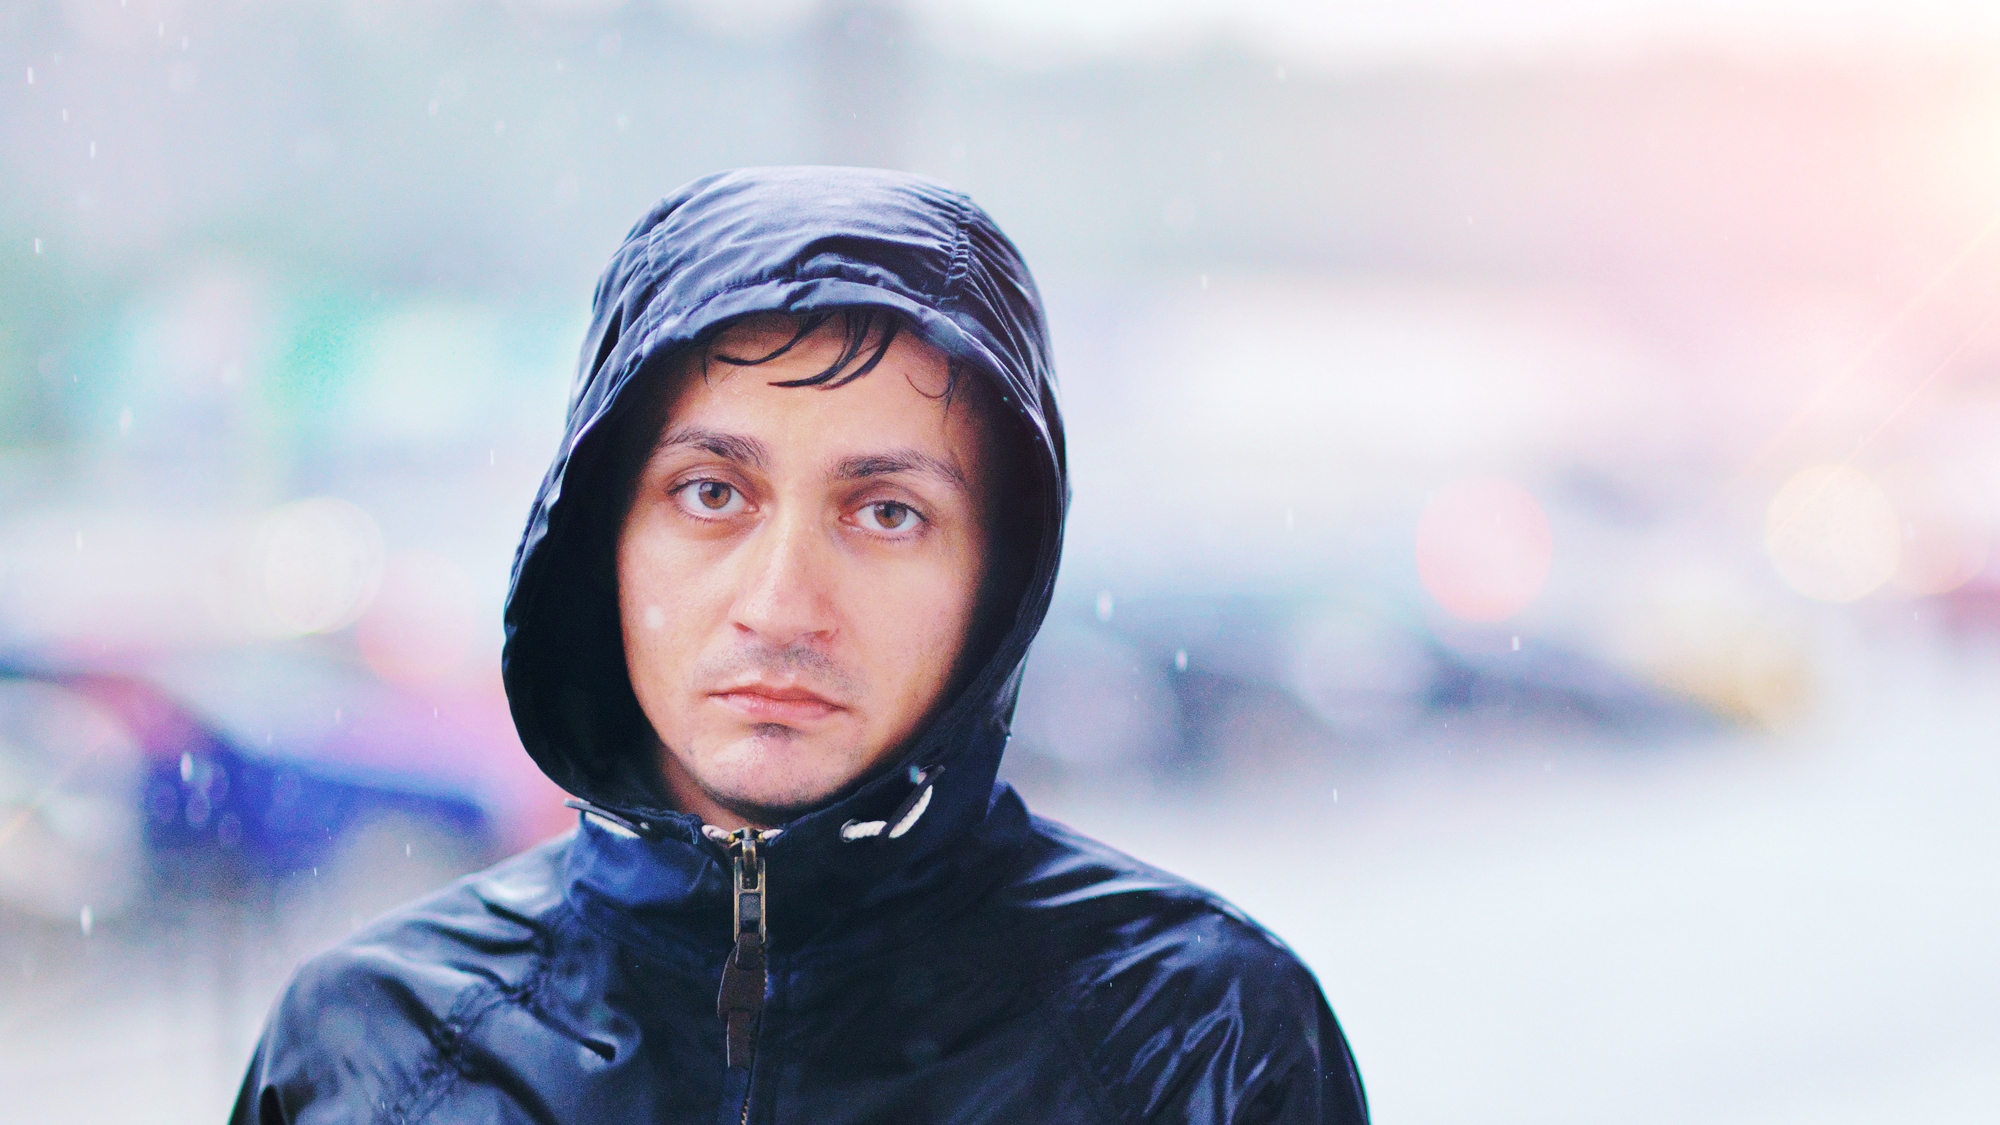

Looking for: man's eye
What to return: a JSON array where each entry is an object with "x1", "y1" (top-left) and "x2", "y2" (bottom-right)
[
  {"x1": 858, "y1": 501, "x2": 921, "y2": 533},
  {"x1": 676, "y1": 480, "x2": 744, "y2": 516}
]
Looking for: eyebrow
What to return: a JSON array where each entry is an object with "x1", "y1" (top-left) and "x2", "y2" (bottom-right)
[
  {"x1": 655, "y1": 426, "x2": 769, "y2": 468},
  {"x1": 655, "y1": 427, "x2": 970, "y2": 493},
  {"x1": 834, "y1": 450, "x2": 971, "y2": 492}
]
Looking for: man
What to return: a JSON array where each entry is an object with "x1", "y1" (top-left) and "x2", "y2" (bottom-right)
[{"x1": 235, "y1": 167, "x2": 1368, "y2": 1123}]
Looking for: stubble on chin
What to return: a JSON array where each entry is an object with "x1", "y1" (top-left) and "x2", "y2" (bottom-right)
[{"x1": 659, "y1": 720, "x2": 873, "y2": 827}]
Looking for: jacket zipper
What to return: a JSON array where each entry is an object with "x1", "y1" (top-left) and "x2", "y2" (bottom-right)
[{"x1": 712, "y1": 826, "x2": 776, "y2": 1124}]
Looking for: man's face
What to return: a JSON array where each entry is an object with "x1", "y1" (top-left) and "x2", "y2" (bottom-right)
[{"x1": 617, "y1": 318, "x2": 989, "y2": 829}]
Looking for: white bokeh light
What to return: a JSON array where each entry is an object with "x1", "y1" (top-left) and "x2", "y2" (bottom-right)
[
  {"x1": 1764, "y1": 464, "x2": 1900, "y2": 603},
  {"x1": 253, "y1": 498, "x2": 386, "y2": 635}
]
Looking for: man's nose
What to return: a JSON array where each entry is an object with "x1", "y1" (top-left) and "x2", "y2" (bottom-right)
[{"x1": 731, "y1": 509, "x2": 837, "y2": 648}]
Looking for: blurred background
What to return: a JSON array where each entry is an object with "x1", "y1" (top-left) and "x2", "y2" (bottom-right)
[{"x1": 6, "y1": 0, "x2": 2000, "y2": 1119}]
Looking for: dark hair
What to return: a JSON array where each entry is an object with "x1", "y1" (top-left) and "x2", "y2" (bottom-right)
[{"x1": 713, "y1": 308, "x2": 908, "y2": 389}]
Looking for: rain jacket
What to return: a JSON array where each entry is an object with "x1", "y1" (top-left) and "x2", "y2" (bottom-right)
[{"x1": 233, "y1": 167, "x2": 1369, "y2": 1124}]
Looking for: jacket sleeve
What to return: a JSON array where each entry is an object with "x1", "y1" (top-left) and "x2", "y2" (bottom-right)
[
  {"x1": 227, "y1": 937, "x2": 470, "y2": 1125},
  {"x1": 1067, "y1": 904, "x2": 1369, "y2": 1125},
  {"x1": 231, "y1": 1037, "x2": 278, "y2": 1125},
  {"x1": 1166, "y1": 938, "x2": 1368, "y2": 1125},
  {"x1": 1234, "y1": 990, "x2": 1369, "y2": 1125}
]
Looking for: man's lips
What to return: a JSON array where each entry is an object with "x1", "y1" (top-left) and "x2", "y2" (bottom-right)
[{"x1": 708, "y1": 682, "x2": 845, "y2": 724}]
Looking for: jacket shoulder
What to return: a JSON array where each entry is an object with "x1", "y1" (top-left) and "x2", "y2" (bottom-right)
[
  {"x1": 1001, "y1": 817, "x2": 1368, "y2": 1125},
  {"x1": 1002, "y1": 815, "x2": 1303, "y2": 981},
  {"x1": 233, "y1": 834, "x2": 576, "y2": 1124}
]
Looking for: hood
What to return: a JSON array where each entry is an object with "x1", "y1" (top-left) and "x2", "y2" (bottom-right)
[{"x1": 502, "y1": 167, "x2": 1068, "y2": 849}]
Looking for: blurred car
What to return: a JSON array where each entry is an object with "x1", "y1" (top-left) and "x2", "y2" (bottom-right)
[
  {"x1": 1009, "y1": 589, "x2": 1723, "y2": 783},
  {"x1": 0, "y1": 647, "x2": 564, "y2": 921}
]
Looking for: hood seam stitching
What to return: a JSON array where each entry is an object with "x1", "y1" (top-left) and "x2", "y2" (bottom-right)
[{"x1": 939, "y1": 194, "x2": 973, "y2": 311}]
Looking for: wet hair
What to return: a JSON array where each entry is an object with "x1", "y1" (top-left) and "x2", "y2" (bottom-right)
[{"x1": 712, "y1": 308, "x2": 909, "y2": 389}]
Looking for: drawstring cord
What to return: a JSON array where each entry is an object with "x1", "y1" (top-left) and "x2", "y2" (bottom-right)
[
  {"x1": 563, "y1": 798, "x2": 655, "y2": 839},
  {"x1": 840, "y1": 765, "x2": 942, "y2": 842},
  {"x1": 564, "y1": 762, "x2": 940, "y2": 846}
]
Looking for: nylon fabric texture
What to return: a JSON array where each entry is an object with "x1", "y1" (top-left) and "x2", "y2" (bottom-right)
[{"x1": 232, "y1": 166, "x2": 1368, "y2": 1125}]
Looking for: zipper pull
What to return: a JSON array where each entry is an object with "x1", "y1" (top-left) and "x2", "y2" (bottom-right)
[{"x1": 713, "y1": 826, "x2": 775, "y2": 1070}]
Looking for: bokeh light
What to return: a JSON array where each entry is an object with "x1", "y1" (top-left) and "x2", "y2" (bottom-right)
[
  {"x1": 1414, "y1": 477, "x2": 1554, "y2": 622},
  {"x1": 252, "y1": 498, "x2": 385, "y2": 635},
  {"x1": 1764, "y1": 464, "x2": 1901, "y2": 603},
  {"x1": 0, "y1": 680, "x2": 143, "y2": 920}
]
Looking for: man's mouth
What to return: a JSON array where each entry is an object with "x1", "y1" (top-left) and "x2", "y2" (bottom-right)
[{"x1": 708, "y1": 681, "x2": 845, "y2": 724}]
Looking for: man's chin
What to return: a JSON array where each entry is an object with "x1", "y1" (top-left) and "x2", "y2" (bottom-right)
[
  {"x1": 697, "y1": 778, "x2": 844, "y2": 827},
  {"x1": 695, "y1": 748, "x2": 863, "y2": 826}
]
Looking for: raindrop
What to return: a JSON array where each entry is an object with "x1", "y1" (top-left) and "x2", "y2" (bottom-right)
[
  {"x1": 1511, "y1": 635, "x2": 1520, "y2": 652},
  {"x1": 1275, "y1": 65, "x2": 1288, "y2": 81},
  {"x1": 615, "y1": 114, "x2": 630, "y2": 131},
  {"x1": 118, "y1": 407, "x2": 132, "y2": 435},
  {"x1": 88, "y1": 140, "x2": 96, "y2": 159},
  {"x1": 1174, "y1": 649, "x2": 1188, "y2": 672},
  {"x1": 1198, "y1": 274, "x2": 1209, "y2": 290},
  {"x1": 1284, "y1": 507, "x2": 1295, "y2": 530},
  {"x1": 1331, "y1": 788, "x2": 1338, "y2": 803},
  {"x1": 33, "y1": 238, "x2": 40, "y2": 254},
  {"x1": 79, "y1": 906, "x2": 92, "y2": 936},
  {"x1": 180, "y1": 752, "x2": 193, "y2": 782},
  {"x1": 493, "y1": 119, "x2": 505, "y2": 136},
  {"x1": 1095, "y1": 592, "x2": 1114, "y2": 622},
  {"x1": 60, "y1": 108, "x2": 67, "y2": 122},
  {"x1": 489, "y1": 449, "x2": 495, "y2": 466},
  {"x1": 404, "y1": 842, "x2": 411, "y2": 857},
  {"x1": 25, "y1": 67, "x2": 32, "y2": 85}
]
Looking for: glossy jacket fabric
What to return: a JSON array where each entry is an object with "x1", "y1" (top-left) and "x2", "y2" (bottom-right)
[{"x1": 233, "y1": 167, "x2": 1369, "y2": 1125}]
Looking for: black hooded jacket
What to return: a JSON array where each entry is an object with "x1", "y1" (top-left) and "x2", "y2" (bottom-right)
[{"x1": 233, "y1": 167, "x2": 1368, "y2": 1124}]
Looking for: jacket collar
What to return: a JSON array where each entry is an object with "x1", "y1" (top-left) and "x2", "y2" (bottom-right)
[{"x1": 561, "y1": 709, "x2": 1031, "y2": 968}]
